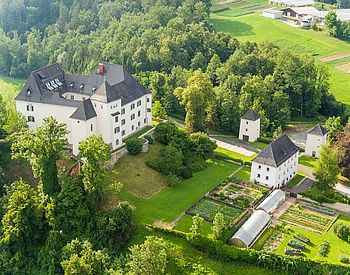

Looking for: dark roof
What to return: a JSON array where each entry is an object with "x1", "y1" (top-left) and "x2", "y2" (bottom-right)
[
  {"x1": 70, "y1": 99, "x2": 97, "y2": 121},
  {"x1": 16, "y1": 62, "x2": 151, "y2": 106},
  {"x1": 308, "y1": 124, "x2": 327, "y2": 136},
  {"x1": 242, "y1": 108, "x2": 260, "y2": 121},
  {"x1": 252, "y1": 134, "x2": 299, "y2": 167}
]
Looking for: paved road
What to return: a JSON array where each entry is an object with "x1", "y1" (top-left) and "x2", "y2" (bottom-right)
[
  {"x1": 335, "y1": 183, "x2": 350, "y2": 198},
  {"x1": 210, "y1": 135, "x2": 260, "y2": 157},
  {"x1": 289, "y1": 177, "x2": 315, "y2": 194},
  {"x1": 298, "y1": 164, "x2": 315, "y2": 180}
]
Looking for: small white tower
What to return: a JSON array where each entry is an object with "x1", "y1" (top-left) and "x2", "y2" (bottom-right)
[
  {"x1": 305, "y1": 124, "x2": 327, "y2": 158},
  {"x1": 239, "y1": 108, "x2": 260, "y2": 142}
]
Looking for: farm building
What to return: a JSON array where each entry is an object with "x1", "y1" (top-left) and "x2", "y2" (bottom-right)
[
  {"x1": 262, "y1": 9, "x2": 283, "y2": 19},
  {"x1": 335, "y1": 9, "x2": 350, "y2": 21},
  {"x1": 257, "y1": 189, "x2": 286, "y2": 214},
  {"x1": 305, "y1": 124, "x2": 327, "y2": 158},
  {"x1": 269, "y1": 0, "x2": 315, "y2": 7},
  {"x1": 250, "y1": 134, "x2": 299, "y2": 188},
  {"x1": 229, "y1": 210, "x2": 272, "y2": 248},
  {"x1": 239, "y1": 108, "x2": 260, "y2": 142},
  {"x1": 282, "y1": 7, "x2": 326, "y2": 19}
]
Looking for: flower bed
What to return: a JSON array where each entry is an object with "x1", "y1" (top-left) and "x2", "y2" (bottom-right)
[
  {"x1": 262, "y1": 229, "x2": 287, "y2": 253},
  {"x1": 288, "y1": 240, "x2": 305, "y2": 250},
  {"x1": 285, "y1": 248, "x2": 302, "y2": 256},
  {"x1": 294, "y1": 233, "x2": 310, "y2": 244}
]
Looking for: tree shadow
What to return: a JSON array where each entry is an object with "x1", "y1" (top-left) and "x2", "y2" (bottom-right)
[{"x1": 210, "y1": 17, "x2": 254, "y2": 37}]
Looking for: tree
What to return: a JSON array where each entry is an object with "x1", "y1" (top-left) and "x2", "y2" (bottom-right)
[
  {"x1": 128, "y1": 236, "x2": 168, "y2": 275},
  {"x1": 334, "y1": 123, "x2": 350, "y2": 178},
  {"x1": 314, "y1": 144, "x2": 340, "y2": 191},
  {"x1": 152, "y1": 100, "x2": 166, "y2": 118},
  {"x1": 154, "y1": 122, "x2": 177, "y2": 145},
  {"x1": 325, "y1": 11, "x2": 339, "y2": 37},
  {"x1": 126, "y1": 138, "x2": 143, "y2": 155},
  {"x1": 61, "y1": 239, "x2": 112, "y2": 274},
  {"x1": 212, "y1": 212, "x2": 226, "y2": 241},
  {"x1": 190, "y1": 214, "x2": 204, "y2": 235},
  {"x1": 188, "y1": 132, "x2": 217, "y2": 160},
  {"x1": 11, "y1": 117, "x2": 68, "y2": 195},
  {"x1": 3, "y1": 110, "x2": 27, "y2": 134},
  {"x1": 0, "y1": 180, "x2": 48, "y2": 268},
  {"x1": 175, "y1": 70, "x2": 213, "y2": 132},
  {"x1": 78, "y1": 135, "x2": 111, "y2": 205},
  {"x1": 324, "y1": 116, "x2": 343, "y2": 142}
]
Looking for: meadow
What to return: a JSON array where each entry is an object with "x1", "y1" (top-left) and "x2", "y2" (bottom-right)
[
  {"x1": 210, "y1": 9, "x2": 350, "y2": 106},
  {"x1": 0, "y1": 76, "x2": 24, "y2": 110}
]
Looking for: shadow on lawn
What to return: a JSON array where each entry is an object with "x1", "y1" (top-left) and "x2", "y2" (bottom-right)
[{"x1": 210, "y1": 17, "x2": 254, "y2": 36}]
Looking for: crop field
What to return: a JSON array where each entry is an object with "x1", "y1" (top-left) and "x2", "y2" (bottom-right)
[
  {"x1": 187, "y1": 198, "x2": 244, "y2": 224},
  {"x1": 212, "y1": 0, "x2": 270, "y2": 17},
  {"x1": 280, "y1": 205, "x2": 335, "y2": 233},
  {"x1": 210, "y1": 10, "x2": 350, "y2": 106}
]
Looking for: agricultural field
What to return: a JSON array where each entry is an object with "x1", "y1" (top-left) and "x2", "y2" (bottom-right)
[
  {"x1": 187, "y1": 198, "x2": 244, "y2": 224},
  {"x1": 210, "y1": 9, "x2": 350, "y2": 107}
]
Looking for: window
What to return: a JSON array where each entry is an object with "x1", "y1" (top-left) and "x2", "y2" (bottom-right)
[
  {"x1": 257, "y1": 174, "x2": 260, "y2": 178},
  {"x1": 115, "y1": 116, "x2": 119, "y2": 123},
  {"x1": 130, "y1": 103, "x2": 135, "y2": 110},
  {"x1": 258, "y1": 165, "x2": 261, "y2": 169},
  {"x1": 122, "y1": 130, "x2": 126, "y2": 136},
  {"x1": 246, "y1": 121, "x2": 248, "y2": 124},
  {"x1": 83, "y1": 97, "x2": 86, "y2": 101},
  {"x1": 26, "y1": 105, "x2": 34, "y2": 111},
  {"x1": 144, "y1": 118, "x2": 147, "y2": 124},
  {"x1": 138, "y1": 110, "x2": 141, "y2": 117},
  {"x1": 90, "y1": 124, "x2": 93, "y2": 132},
  {"x1": 266, "y1": 176, "x2": 269, "y2": 180},
  {"x1": 245, "y1": 129, "x2": 248, "y2": 131},
  {"x1": 121, "y1": 108, "x2": 125, "y2": 115},
  {"x1": 147, "y1": 98, "x2": 150, "y2": 103},
  {"x1": 147, "y1": 108, "x2": 151, "y2": 112},
  {"x1": 114, "y1": 127, "x2": 120, "y2": 134},
  {"x1": 132, "y1": 125, "x2": 134, "y2": 131},
  {"x1": 70, "y1": 95, "x2": 74, "y2": 100},
  {"x1": 116, "y1": 139, "x2": 119, "y2": 145},
  {"x1": 267, "y1": 167, "x2": 270, "y2": 172},
  {"x1": 137, "y1": 100, "x2": 141, "y2": 106},
  {"x1": 101, "y1": 105, "x2": 103, "y2": 109},
  {"x1": 131, "y1": 114, "x2": 135, "y2": 120},
  {"x1": 27, "y1": 116, "x2": 35, "y2": 122},
  {"x1": 121, "y1": 119, "x2": 125, "y2": 125},
  {"x1": 138, "y1": 121, "x2": 141, "y2": 127}
]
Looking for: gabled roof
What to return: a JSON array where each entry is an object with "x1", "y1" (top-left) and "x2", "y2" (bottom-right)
[
  {"x1": 308, "y1": 124, "x2": 327, "y2": 136},
  {"x1": 70, "y1": 99, "x2": 97, "y2": 121},
  {"x1": 252, "y1": 134, "x2": 299, "y2": 167},
  {"x1": 241, "y1": 108, "x2": 260, "y2": 121}
]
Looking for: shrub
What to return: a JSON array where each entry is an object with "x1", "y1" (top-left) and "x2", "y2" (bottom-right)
[
  {"x1": 126, "y1": 138, "x2": 143, "y2": 155},
  {"x1": 180, "y1": 168, "x2": 193, "y2": 179},
  {"x1": 154, "y1": 122, "x2": 177, "y2": 145},
  {"x1": 144, "y1": 134, "x2": 155, "y2": 144},
  {"x1": 340, "y1": 254, "x2": 350, "y2": 264},
  {"x1": 318, "y1": 241, "x2": 330, "y2": 257},
  {"x1": 166, "y1": 173, "x2": 183, "y2": 187},
  {"x1": 333, "y1": 223, "x2": 350, "y2": 241}
]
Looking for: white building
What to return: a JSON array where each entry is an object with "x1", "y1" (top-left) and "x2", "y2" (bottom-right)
[
  {"x1": 15, "y1": 63, "x2": 152, "y2": 155},
  {"x1": 239, "y1": 108, "x2": 260, "y2": 142},
  {"x1": 305, "y1": 124, "x2": 327, "y2": 158},
  {"x1": 250, "y1": 134, "x2": 299, "y2": 188},
  {"x1": 262, "y1": 9, "x2": 283, "y2": 19},
  {"x1": 269, "y1": 0, "x2": 315, "y2": 7}
]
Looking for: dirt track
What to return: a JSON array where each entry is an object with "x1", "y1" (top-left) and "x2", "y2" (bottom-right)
[{"x1": 320, "y1": 52, "x2": 350, "y2": 62}]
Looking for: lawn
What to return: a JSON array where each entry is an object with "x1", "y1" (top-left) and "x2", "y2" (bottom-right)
[
  {"x1": 174, "y1": 214, "x2": 213, "y2": 236},
  {"x1": 124, "y1": 125, "x2": 153, "y2": 142},
  {"x1": 233, "y1": 166, "x2": 251, "y2": 181},
  {"x1": 215, "y1": 146, "x2": 257, "y2": 162},
  {"x1": 105, "y1": 143, "x2": 168, "y2": 199},
  {"x1": 217, "y1": 134, "x2": 268, "y2": 150},
  {"x1": 299, "y1": 156, "x2": 318, "y2": 169},
  {"x1": 115, "y1": 158, "x2": 237, "y2": 224},
  {"x1": 210, "y1": 13, "x2": 350, "y2": 107},
  {"x1": 287, "y1": 174, "x2": 305, "y2": 188},
  {"x1": 275, "y1": 215, "x2": 350, "y2": 264}
]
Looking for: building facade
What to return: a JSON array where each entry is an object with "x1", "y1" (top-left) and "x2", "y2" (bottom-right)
[
  {"x1": 16, "y1": 63, "x2": 152, "y2": 155},
  {"x1": 250, "y1": 134, "x2": 299, "y2": 188},
  {"x1": 239, "y1": 108, "x2": 260, "y2": 142},
  {"x1": 305, "y1": 124, "x2": 327, "y2": 158}
]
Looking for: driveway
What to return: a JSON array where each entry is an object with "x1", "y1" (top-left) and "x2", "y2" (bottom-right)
[
  {"x1": 298, "y1": 164, "x2": 315, "y2": 180},
  {"x1": 289, "y1": 177, "x2": 315, "y2": 194},
  {"x1": 210, "y1": 135, "x2": 259, "y2": 157},
  {"x1": 335, "y1": 183, "x2": 350, "y2": 198}
]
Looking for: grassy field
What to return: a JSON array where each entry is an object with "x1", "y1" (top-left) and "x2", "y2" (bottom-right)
[
  {"x1": 275, "y1": 215, "x2": 350, "y2": 264},
  {"x1": 299, "y1": 155, "x2": 318, "y2": 168},
  {"x1": 210, "y1": 12, "x2": 350, "y2": 106},
  {"x1": 287, "y1": 174, "x2": 305, "y2": 188},
  {"x1": 0, "y1": 76, "x2": 24, "y2": 110},
  {"x1": 215, "y1": 146, "x2": 257, "y2": 162},
  {"x1": 233, "y1": 166, "x2": 251, "y2": 181}
]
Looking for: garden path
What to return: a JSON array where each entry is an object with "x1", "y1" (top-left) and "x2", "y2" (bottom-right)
[
  {"x1": 298, "y1": 164, "x2": 315, "y2": 180},
  {"x1": 290, "y1": 177, "x2": 314, "y2": 194},
  {"x1": 271, "y1": 197, "x2": 296, "y2": 225},
  {"x1": 335, "y1": 183, "x2": 350, "y2": 198}
]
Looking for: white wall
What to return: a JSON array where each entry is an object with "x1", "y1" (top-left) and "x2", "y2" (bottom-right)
[
  {"x1": 70, "y1": 117, "x2": 97, "y2": 155},
  {"x1": 239, "y1": 118, "x2": 260, "y2": 142},
  {"x1": 305, "y1": 133, "x2": 327, "y2": 158},
  {"x1": 250, "y1": 151, "x2": 299, "y2": 188},
  {"x1": 62, "y1": 92, "x2": 89, "y2": 102}
]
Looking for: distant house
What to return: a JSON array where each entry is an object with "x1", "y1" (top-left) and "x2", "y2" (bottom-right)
[
  {"x1": 250, "y1": 134, "x2": 299, "y2": 188},
  {"x1": 16, "y1": 63, "x2": 153, "y2": 155},
  {"x1": 282, "y1": 6, "x2": 326, "y2": 19},
  {"x1": 305, "y1": 124, "x2": 327, "y2": 158},
  {"x1": 269, "y1": 0, "x2": 315, "y2": 7},
  {"x1": 239, "y1": 109, "x2": 260, "y2": 143},
  {"x1": 262, "y1": 9, "x2": 283, "y2": 19}
]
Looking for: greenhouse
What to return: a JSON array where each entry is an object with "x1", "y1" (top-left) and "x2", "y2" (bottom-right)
[
  {"x1": 229, "y1": 210, "x2": 271, "y2": 248},
  {"x1": 257, "y1": 189, "x2": 286, "y2": 214}
]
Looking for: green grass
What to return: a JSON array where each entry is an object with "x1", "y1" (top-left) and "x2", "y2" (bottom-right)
[
  {"x1": 217, "y1": 134, "x2": 268, "y2": 150},
  {"x1": 275, "y1": 215, "x2": 350, "y2": 264},
  {"x1": 215, "y1": 146, "x2": 257, "y2": 162},
  {"x1": 0, "y1": 75, "x2": 24, "y2": 110},
  {"x1": 233, "y1": 166, "x2": 251, "y2": 181},
  {"x1": 210, "y1": 13, "x2": 350, "y2": 107},
  {"x1": 124, "y1": 125, "x2": 153, "y2": 142},
  {"x1": 299, "y1": 156, "x2": 318, "y2": 169},
  {"x1": 115, "y1": 158, "x2": 238, "y2": 224},
  {"x1": 174, "y1": 214, "x2": 213, "y2": 236},
  {"x1": 327, "y1": 56, "x2": 350, "y2": 66},
  {"x1": 287, "y1": 174, "x2": 305, "y2": 188}
]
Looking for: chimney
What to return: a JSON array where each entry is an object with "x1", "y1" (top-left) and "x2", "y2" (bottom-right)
[{"x1": 98, "y1": 63, "x2": 105, "y2": 74}]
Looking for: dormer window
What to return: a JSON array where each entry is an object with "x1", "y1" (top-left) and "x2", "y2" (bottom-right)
[
  {"x1": 27, "y1": 89, "x2": 31, "y2": 96},
  {"x1": 79, "y1": 84, "x2": 84, "y2": 90},
  {"x1": 70, "y1": 83, "x2": 74, "y2": 89},
  {"x1": 92, "y1": 87, "x2": 97, "y2": 92}
]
